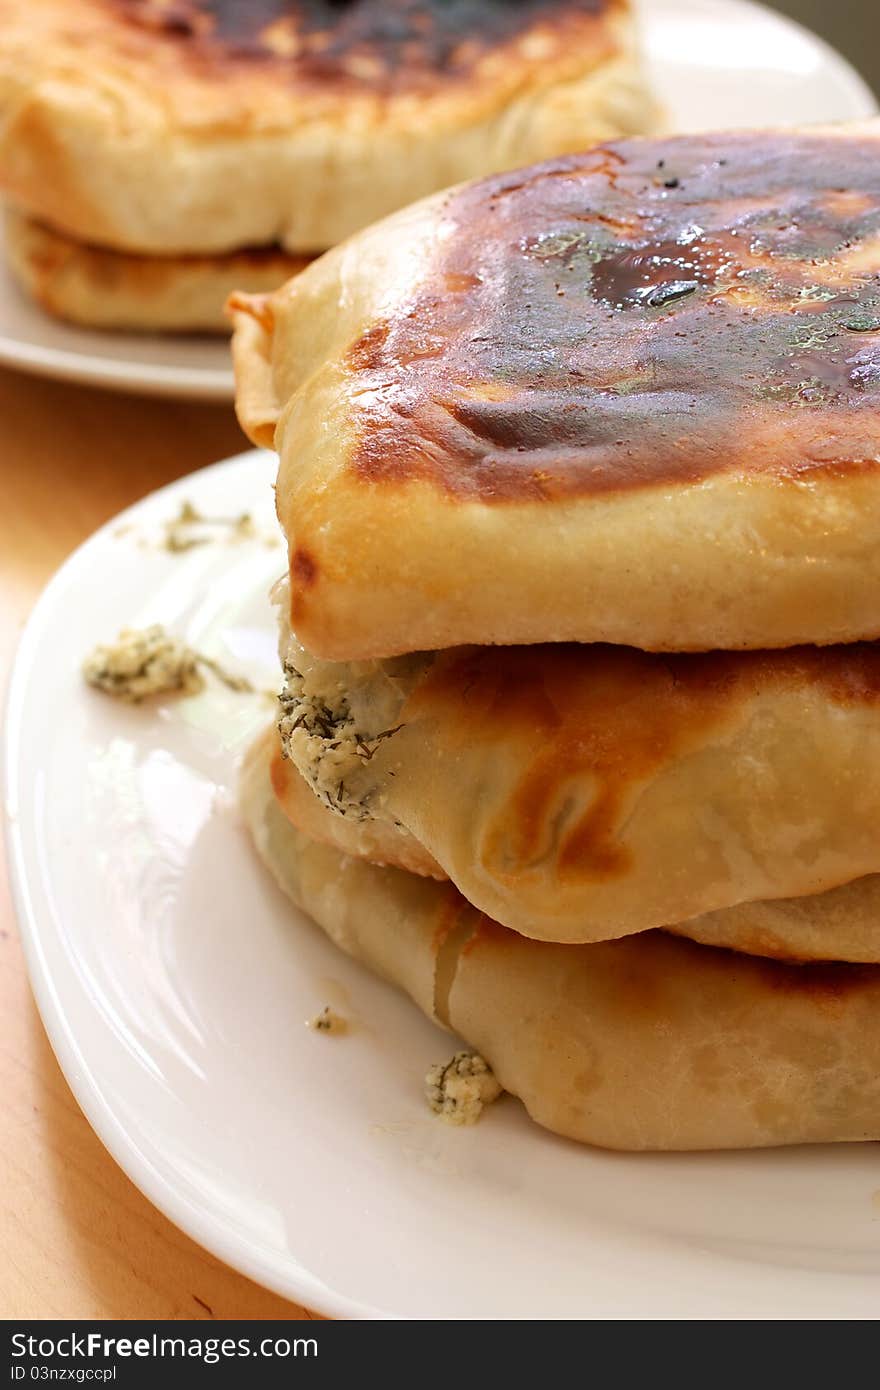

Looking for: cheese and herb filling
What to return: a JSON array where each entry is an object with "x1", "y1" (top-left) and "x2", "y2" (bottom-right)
[
  {"x1": 308, "y1": 1005, "x2": 348, "y2": 1036},
  {"x1": 162, "y1": 500, "x2": 258, "y2": 553},
  {"x1": 84, "y1": 625, "x2": 205, "y2": 702},
  {"x1": 277, "y1": 614, "x2": 428, "y2": 824},
  {"x1": 425, "y1": 1051, "x2": 502, "y2": 1126},
  {"x1": 84, "y1": 624, "x2": 254, "y2": 702}
]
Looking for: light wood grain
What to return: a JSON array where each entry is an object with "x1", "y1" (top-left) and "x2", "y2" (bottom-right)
[{"x1": 0, "y1": 366, "x2": 316, "y2": 1320}]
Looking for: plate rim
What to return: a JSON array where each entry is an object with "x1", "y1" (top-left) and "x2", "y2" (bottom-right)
[
  {"x1": 640, "y1": 0, "x2": 879, "y2": 122},
  {"x1": 2, "y1": 449, "x2": 393, "y2": 1320},
  {"x1": 0, "y1": 327, "x2": 234, "y2": 402}
]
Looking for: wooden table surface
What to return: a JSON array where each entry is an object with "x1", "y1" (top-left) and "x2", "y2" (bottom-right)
[{"x1": 0, "y1": 366, "x2": 314, "y2": 1320}]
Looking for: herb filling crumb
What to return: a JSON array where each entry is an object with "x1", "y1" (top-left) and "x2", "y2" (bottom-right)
[
  {"x1": 425, "y1": 1051, "x2": 502, "y2": 1126},
  {"x1": 83, "y1": 625, "x2": 204, "y2": 702},
  {"x1": 83, "y1": 624, "x2": 254, "y2": 702},
  {"x1": 309, "y1": 1006, "x2": 348, "y2": 1036},
  {"x1": 277, "y1": 660, "x2": 401, "y2": 821},
  {"x1": 162, "y1": 500, "x2": 259, "y2": 553}
]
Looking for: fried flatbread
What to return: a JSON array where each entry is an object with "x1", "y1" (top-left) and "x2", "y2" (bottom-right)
[
  {"x1": 242, "y1": 729, "x2": 880, "y2": 1151},
  {"x1": 271, "y1": 637, "x2": 880, "y2": 941},
  {"x1": 271, "y1": 725, "x2": 880, "y2": 964},
  {"x1": 231, "y1": 122, "x2": 880, "y2": 658},
  {"x1": 0, "y1": 1, "x2": 654, "y2": 254},
  {"x1": 4, "y1": 210, "x2": 309, "y2": 332}
]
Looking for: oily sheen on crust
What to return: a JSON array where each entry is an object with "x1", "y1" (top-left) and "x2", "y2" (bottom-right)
[
  {"x1": 230, "y1": 121, "x2": 880, "y2": 659},
  {"x1": 0, "y1": 0, "x2": 653, "y2": 254},
  {"x1": 242, "y1": 731, "x2": 880, "y2": 1152}
]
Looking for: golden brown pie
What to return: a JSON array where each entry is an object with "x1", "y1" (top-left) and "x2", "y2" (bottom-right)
[
  {"x1": 231, "y1": 122, "x2": 880, "y2": 658},
  {"x1": 5, "y1": 209, "x2": 310, "y2": 332},
  {"x1": 242, "y1": 730, "x2": 880, "y2": 1150},
  {"x1": 0, "y1": 0, "x2": 656, "y2": 254},
  {"x1": 271, "y1": 632, "x2": 880, "y2": 942}
]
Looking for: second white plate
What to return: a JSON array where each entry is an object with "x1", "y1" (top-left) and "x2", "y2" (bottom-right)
[{"x1": 0, "y1": 0, "x2": 873, "y2": 401}]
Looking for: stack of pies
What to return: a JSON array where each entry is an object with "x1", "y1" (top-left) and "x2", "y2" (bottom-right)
[
  {"x1": 232, "y1": 119, "x2": 880, "y2": 1151},
  {"x1": 0, "y1": 0, "x2": 656, "y2": 332}
]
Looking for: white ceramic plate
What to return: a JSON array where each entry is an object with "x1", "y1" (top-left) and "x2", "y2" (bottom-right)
[
  {"x1": 0, "y1": 0, "x2": 874, "y2": 402},
  {"x1": 0, "y1": 279, "x2": 234, "y2": 400},
  {"x1": 5, "y1": 451, "x2": 880, "y2": 1320},
  {"x1": 641, "y1": 0, "x2": 877, "y2": 135}
]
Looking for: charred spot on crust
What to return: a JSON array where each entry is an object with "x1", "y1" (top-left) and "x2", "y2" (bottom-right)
[
  {"x1": 291, "y1": 547, "x2": 318, "y2": 587},
  {"x1": 762, "y1": 957, "x2": 880, "y2": 1008},
  {"x1": 344, "y1": 131, "x2": 880, "y2": 500},
  {"x1": 589, "y1": 235, "x2": 734, "y2": 309},
  {"x1": 666, "y1": 934, "x2": 880, "y2": 1007},
  {"x1": 109, "y1": 1, "x2": 613, "y2": 84},
  {"x1": 813, "y1": 642, "x2": 880, "y2": 704}
]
